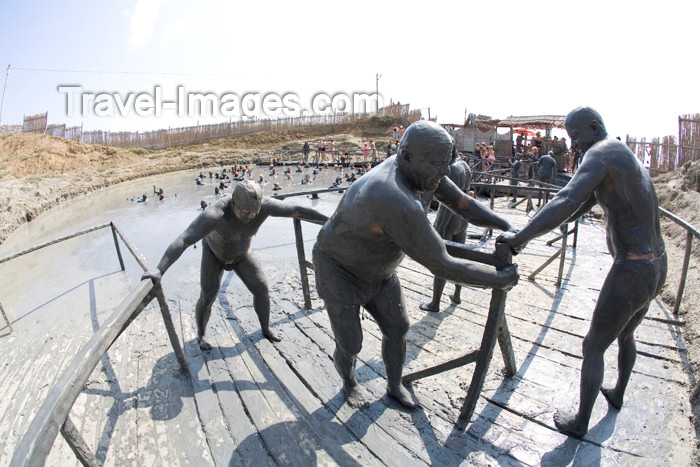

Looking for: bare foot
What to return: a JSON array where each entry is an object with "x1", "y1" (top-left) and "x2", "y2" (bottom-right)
[
  {"x1": 419, "y1": 302, "x2": 440, "y2": 313},
  {"x1": 449, "y1": 294, "x2": 461, "y2": 305},
  {"x1": 343, "y1": 384, "x2": 371, "y2": 409},
  {"x1": 553, "y1": 409, "x2": 587, "y2": 438},
  {"x1": 387, "y1": 384, "x2": 417, "y2": 408},
  {"x1": 263, "y1": 328, "x2": 281, "y2": 342},
  {"x1": 600, "y1": 387, "x2": 623, "y2": 409},
  {"x1": 198, "y1": 337, "x2": 212, "y2": 351}
]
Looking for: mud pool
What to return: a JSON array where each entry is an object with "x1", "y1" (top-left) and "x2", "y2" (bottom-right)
[{"x1": 0, "y1": 165, "x2": 345, "y2": 335}]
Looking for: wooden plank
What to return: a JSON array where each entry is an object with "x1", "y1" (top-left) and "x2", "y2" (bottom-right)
[
  {"x1": 246, "y1": 328, "x2": 384, "y2": 465},
  {"x1": 178, "y1": 301, "x2": 240, "y2": 466},
  {"x1": 28, "y1": 335, "x2": 91, "y2": 465},
  {"x1": 290, "y1": 299, "x2": 507, "y2": 466},
  {"x1": 105, "y1": 310, "x2": 141, "y2": 465},
  {"x1": 201, "y1": 320, "x2": 272, "y2": 465},
  {"x1": 2, "y1": 332, "x2": 86, "y2": 461},
  {"x1": 133, "y1": 306, "x2": 161, "y2": 466},
  {"x1": 134, "y1": 304, "x2": 208, "y2": 465},
  {"x1": 11, "y1": 281, "x2": 155, "y2": 466},
  {"x1": 242, "y1": 298, "x2": 430, "y2": 465},
  {"x1": 300, "y1": 302, "x2": 543, "y2": 466},
  {"x1": 0, "y1": 335, "x2": 54, "y2": 448},
  {"x1": 213, "y1": 322, "x2": 323, "y2": 465},
  {"x1": 215, "y1": 308, "x2": 382, "y2": 466}
]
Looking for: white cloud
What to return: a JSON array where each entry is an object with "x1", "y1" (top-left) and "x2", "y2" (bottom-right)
[{"x1": 129, "y1": 0, "x2": 169, "y2": 49}]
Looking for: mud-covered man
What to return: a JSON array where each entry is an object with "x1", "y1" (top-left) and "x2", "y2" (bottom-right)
[
  {"x1": 313, "y1": 120, "x2": 519, "y2": 408},
  {"x1": 143, "y1": 181, "x2": 328, "y2": 350},
  {"x1": 498, "y1": 106, "x2": 667, "y2": 437},
  {"x1": 419, "y1": 155, "x2": 473, "y2": 312},
  {"x1": 536, "y1": 150, "x2": 557, "y2": 206}
]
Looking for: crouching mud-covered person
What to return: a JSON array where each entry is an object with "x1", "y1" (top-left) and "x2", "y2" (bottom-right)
[
  {"x1": 313, "y1": 121, "x2": 519, "y2": 408},
  {"x1": 143, "y1": 180, "x2": 328, "y2": 350}
]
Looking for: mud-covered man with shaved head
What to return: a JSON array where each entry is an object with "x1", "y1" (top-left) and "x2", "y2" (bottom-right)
[
  {"x1": 143, "y1": 180, "x2": 328, "y2": 350},
  {"x1": 498, "y1": 106, "x2": 667, "y2": 437},
  {"x1": 313, "y1": 120, "x2": 519, "y2": 408}
]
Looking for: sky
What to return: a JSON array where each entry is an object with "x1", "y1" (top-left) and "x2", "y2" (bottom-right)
[{"x1": 0, "y1": 0, "x2": 698, "y2": 140}]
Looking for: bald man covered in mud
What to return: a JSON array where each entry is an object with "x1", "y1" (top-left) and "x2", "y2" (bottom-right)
[
  {"x1": 313, "y1": 121, "x2": 519, "y2": 408},
  {"x1": 143, "y1": 181, "x2": 328, "y2": 350},
  {"x1": 498, "y1": 106, "x2": 667, "y2": 437}
]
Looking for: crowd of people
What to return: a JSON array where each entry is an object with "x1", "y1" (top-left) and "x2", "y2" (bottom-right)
[
  {"x1": 302, "y1": 136, "x2": 401, "y2": 166},
  {"x1": 472, "y1": 130, "x2": 584, "y2": 177}
]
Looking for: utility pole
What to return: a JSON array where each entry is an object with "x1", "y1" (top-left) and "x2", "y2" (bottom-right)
[
  {"x1": 0, "y1": 64, "x2": 10, "y2": 130},
  {"x1": 375, "y1": 73, "x2": 382, "y2": 114}
]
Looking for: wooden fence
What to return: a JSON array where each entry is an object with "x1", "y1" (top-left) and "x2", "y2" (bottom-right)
[
  {"x1": 377, "y1": 102, "x2": 422, "y2": 123},
  {"x1": 9, "y1": 105, "x2": 418, "y2": 150},
  {"x1": 21, "y1": 112, "x2": 47, "y2": 134},
  {"x1": 627, "y1": 114, "x2": 700, "y2": 172}
]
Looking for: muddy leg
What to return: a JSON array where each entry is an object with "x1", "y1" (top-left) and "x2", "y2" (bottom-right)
[
  {"x1": 420, "y1": 276, "x2": 446, "y2": 312},
  {"x1": 451, "y1": 284, "x2": 462, "y2": 304},
  {"x1": 325, "y1": 300, "x2": 370, "y2": 408},
  {"x1": 365, "y1": 278, "x2": 416, "y2": 408},
  {"x1": 196, "y1": 244, "x2": 225, "y2": 350},
  {"x1": 234, "y1": 253, "x2": 280, "y2": 342},
  {"x1": 602, "y1": 306, "x2": 647, "y2": 409}
]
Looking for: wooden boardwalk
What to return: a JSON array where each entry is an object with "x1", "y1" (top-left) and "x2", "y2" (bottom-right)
[{"x1": 0, "y1": 198, "x2": 696, "y2": 466}]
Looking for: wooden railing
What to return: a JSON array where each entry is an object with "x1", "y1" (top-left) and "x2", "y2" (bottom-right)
[
  {"x1": 7, "y1": 223, "x2": 188, "y2": 467},
  {"x1": 471, "y1": 176, "x2": 697, "y2": 316},
  {"x1": 6, "y1": 211, "x2": 326, "y2": 466}
]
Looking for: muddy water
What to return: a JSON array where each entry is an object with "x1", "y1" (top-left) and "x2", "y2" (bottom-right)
[{"x1": 0, "y1": 166, "x2": 346, "y2": 334}]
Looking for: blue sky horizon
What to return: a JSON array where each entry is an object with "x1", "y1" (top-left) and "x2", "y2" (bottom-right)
[{"x1": 1, "y1": 1, "x2": 697, "y2": 141}]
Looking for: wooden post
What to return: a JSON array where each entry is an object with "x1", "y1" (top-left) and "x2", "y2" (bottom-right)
[
  {"x1": 528, "y1": 249, "x2": 561, "y2": 281},
  {"x1": 155, "y1": 287, "x2": 189, "y2": 373},
  {"x1": 497, "y1": 312, "x2": 517, "y2": 377},
  {"x1": 556, "y1": 223, "x2": 568, "y2": 287},
  {"x1": 403, "y1": 242, "x2": 516, "y2": 425},
  {"x1": 460, "y1": 243, "x2": 515, "y2": 422},
  {"x1": 0, "y1": 300, "x2": 12, "y2": 333},
  {"x1": 110, "y1": 222, "x2": 125, "y2": 271},
  {"x1": 459, "y1": 286, "x2": 508, "y2": 422},
  {"x1": 673, "y1": 231, "x2": 693, "y2": 315},
  {"x1": 293, "y1": 219, "x2": 312, "y2": 309},
  {"x1": 678, "y1": 115, "x2": 682, "y2": 168},
  {"x1": 61, "y1": 415, "x2": 102, "y2": 467},
  {"x1": 111, "y1": 224, "x2": 150, "y2": 272}
]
